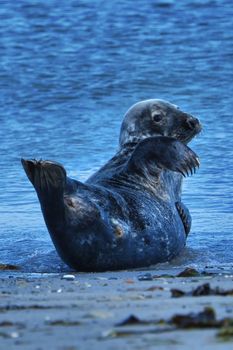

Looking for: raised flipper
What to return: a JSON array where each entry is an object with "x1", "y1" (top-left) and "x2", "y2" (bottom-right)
[
  {"x1": 21, "y1": 159, "x2": 69, "y2": 237},
  {"x1": 126, "y1": 136, "x2": 200, "y2": 177},
  {"x1": 21, "y1": 159, "x2": 66, "y2": 197},
  {"x1": 176, "y1": 201, "x2": 192, "y2": 236}
]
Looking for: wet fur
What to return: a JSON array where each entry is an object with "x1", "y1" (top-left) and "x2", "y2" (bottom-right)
[{"x1": 22, "y1": 100, "x2": 201, "y2": 271}]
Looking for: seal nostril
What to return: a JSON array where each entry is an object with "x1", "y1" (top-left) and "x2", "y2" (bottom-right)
[{"x1": 186, "y1": 118, "x2": 197, "y2": 130}]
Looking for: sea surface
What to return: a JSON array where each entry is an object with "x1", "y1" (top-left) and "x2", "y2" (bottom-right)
[{"x1": 0, "y1": 0, "x2": 232, "y2": 273}]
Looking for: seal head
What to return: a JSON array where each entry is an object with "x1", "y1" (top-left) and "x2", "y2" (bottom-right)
[{"x1": 119, "y1": 99, "x2": 201, "y2": 147}]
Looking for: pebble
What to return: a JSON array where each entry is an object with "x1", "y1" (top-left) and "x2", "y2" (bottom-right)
[
  {"x1": 61, "y1": 274, "x2": 75, "y2": 281},
  {"x1": 84, "y1": 282, "x2": 92, "y2": 288},
  {"x1": 137, "y1": 273, "x2": 153, "y2": 281},
  {"x1": 10, "y1": 332, "x2": 19, "y2": 338}
]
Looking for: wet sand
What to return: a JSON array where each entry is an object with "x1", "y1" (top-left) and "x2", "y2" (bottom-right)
[{"x1": 0, "y1": 268, "x2": 233, "y2": 350}]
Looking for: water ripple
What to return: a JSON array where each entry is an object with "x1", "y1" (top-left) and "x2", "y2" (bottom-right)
[{"x1": 0, "y1": 0, "x2": 232, "y2": 271}]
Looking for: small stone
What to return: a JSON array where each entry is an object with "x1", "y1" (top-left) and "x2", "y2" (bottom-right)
[
  {"x1": 171, "y1": 288, "x2": 186, "y2": 298},
  {"x1": 138, "y1": 273, "x2": 153, "y2": 281},
  {"x1": 61, "y1": 274, "x2": 75, "y2": 281},
  {"x1": 84, "y1": 282, "x2": 92, "y2": 288},
  {"x1": 10, "y1": 332, "x2": 19, "y2": 338},
  {"x1": 125, "y1": 279, "x2": 135, "y2": 284},
  {"x1": 101, "y1": 329, "x2": 116, "y2": 338}
]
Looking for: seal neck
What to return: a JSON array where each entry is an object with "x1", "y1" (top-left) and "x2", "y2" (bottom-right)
[
  {"x1": 118, "y1": 133, "x2": 162, "y2": 156},
  {"x1": 117, "y1": 140, "x2": 139, "y2": 158}
]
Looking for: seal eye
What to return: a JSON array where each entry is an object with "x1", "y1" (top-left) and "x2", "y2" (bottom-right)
[{"x1": 152, "y1": 113, "x2": 163, "y2": 123}]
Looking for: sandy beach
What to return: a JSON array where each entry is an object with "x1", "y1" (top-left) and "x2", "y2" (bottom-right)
[{"x1": 0, "y1": 267, "x2": 233, "y2": 350}]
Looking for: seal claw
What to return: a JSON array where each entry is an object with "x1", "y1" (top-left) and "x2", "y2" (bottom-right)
[
  {"x1": 195, "y1": 157, "x2": 200, "y2": 168},
  {"x1": 176, "y1": 201, "x2": 192, "y2": 236},
  {"x1": 127, "y1": 136, "x2": 200, "y2": 179}
]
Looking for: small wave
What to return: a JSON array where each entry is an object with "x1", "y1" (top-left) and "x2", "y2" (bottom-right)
[{"x1": 22, "y1": 250, "x2": 71, "y2": 273}]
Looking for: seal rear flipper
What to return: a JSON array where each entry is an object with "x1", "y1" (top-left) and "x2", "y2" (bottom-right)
[
  {"x1": 21, "y1": 158, "x2": 68, "y2": 236},
  {"x1": 176, "y1": 201, "x2": 192, "y2": 236},
  {"x1": 126, "y1": 136, "x2": 200, "y2": 177},
  {"x1": 21, "y1": 159, "x2": 66, "y2": 198}
]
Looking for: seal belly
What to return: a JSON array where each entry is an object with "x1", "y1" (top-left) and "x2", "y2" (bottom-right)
[
  {"x1": 61, "y1": 187, "x2": 186, "y2": 271},
  {"x1": 110, "y1": 191, "x2": 186, "y2": 269}
]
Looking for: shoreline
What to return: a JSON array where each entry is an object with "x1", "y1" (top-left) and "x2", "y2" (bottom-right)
[{"x1": 0, "y1": 267, "x2": 233, "y2": 349}]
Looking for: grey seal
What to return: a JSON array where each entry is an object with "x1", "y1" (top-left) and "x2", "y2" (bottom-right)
[{"x1": 22, "y1": 99, "x2": 201, "y2": 271}]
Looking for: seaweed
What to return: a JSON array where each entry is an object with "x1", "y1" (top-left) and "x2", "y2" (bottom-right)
[
  {"x1": 217, "y1": 326, "x2": 233, "y2": 341},
  {"x1": 0, "y1": 264, "x2": 20, "y2": 271},
  {"x1": 114, "y1": 308, "x2": 233, "y2": 333},
  {"x1": 137, "y1": 268, "x2": 203, "y2": 280},
  {"x1": 146, "y1": 286, "x2": 164, "y2": 292},
  {"x1": 170, "y1": 307, "x2": 219, "y2": 328},
  {"x1": 177, "y1": 267, "x2": 200, "y2": 277},
  {"x1": 171, "y1": 283, "x2": 233, "y2": 298},
  {"x1": 115, "y1": 315, "x2": 150, "y2": 326}
]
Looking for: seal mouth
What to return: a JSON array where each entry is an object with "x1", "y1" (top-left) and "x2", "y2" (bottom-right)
[{"x1": 172, "y1": 116, "x2": 202, "y2": 144}]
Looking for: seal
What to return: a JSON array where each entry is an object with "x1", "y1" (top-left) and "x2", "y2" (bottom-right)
[{"x1": 22, "y1": 99, "x2": 202, "y2": 271}]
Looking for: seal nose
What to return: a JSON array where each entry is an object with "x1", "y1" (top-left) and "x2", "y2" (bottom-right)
[{"x1": 185, "y1": 117, "x2": 200, "y2": 130}]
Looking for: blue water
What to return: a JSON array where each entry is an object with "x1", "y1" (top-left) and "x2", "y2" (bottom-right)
[{"x1": 0, "y1": 0, "x2": 232, "y2": 272}]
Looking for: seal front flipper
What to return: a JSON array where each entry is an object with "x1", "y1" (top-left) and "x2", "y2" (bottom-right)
[
  {"x1": 126, "y1": 136, "x2": 200, "y2": 177},
  {"x1": 175, "y1": 201, "x2": 192, "y2": 236}
]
